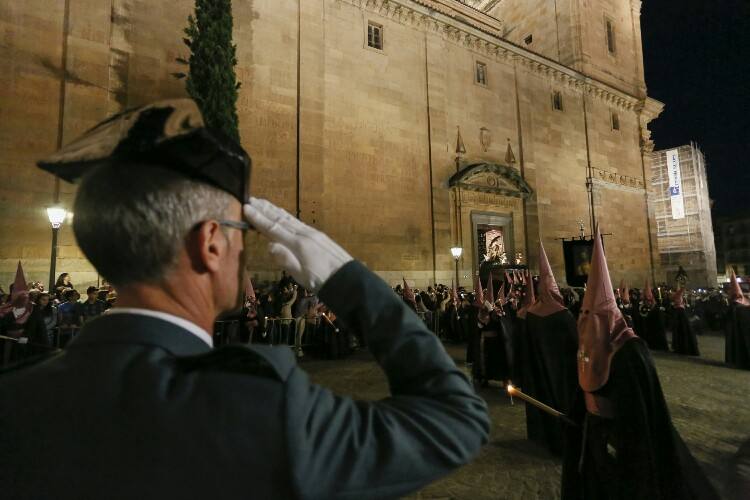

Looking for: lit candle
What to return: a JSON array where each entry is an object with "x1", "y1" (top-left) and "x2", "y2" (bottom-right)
[{"x1": 506, "y1": 384, "x2": 578, "y2": 427}]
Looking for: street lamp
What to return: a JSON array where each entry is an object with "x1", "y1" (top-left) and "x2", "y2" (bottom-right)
[
  {"x1": 451, "y1": 246, "x2": 463, "y2": 288},
  {"x1": 47, "y1": 206, "x2": 67, "y2": 293}
]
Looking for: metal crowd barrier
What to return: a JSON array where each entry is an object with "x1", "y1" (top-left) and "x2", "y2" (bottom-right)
[
  {"x1": 212, "y1": 317, "x2": 336, "y2": 349},
  {"x1": 1, "y1": 315, "x2": 346, "y2": 369},
  {"x1": 53, "y1": 326, "x2": 81, "y2": 348},
  {"x1": 1, "y1": 334, "x2": 61, "y2": 370}
]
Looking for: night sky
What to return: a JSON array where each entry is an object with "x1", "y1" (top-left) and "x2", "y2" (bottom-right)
[{"x1": 641, "y1": 0, "x2": 750, "y2": 217}]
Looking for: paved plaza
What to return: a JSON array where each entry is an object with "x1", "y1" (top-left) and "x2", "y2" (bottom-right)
[{"x1": 303, "y1": 333, "x2": 750, "y2": 499}]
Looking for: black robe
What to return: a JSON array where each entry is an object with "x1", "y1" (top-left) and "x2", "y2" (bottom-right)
[
  {"x1": 631, "y1": 300, "x2": 647, "y2": 337},
  {"x1": 511, "y1": 314, "x2": 526, "y2": 385},
  {"x1": 637, "y1": 306, "x2": 670, "y2": 351},
  {"x1": 473, "y1": 315, "x2": 510, "y2": 382},
  {"x1": 522, "y1": 310, "x2": 578, "y2": 456},
  {"x1": 671, "y1": 308, "x2": 700, "y2": 356},
  {"x1": 562, "y1": 338, "x2": 719, "y2": 500},
  {"x1": 465, "y1": 307, "x2": 479, "y2": 366},
  {"x1": 725, "y1": 304, "x2": 750, "y2": 370}
]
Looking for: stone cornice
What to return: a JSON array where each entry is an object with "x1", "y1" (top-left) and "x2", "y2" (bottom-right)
[
  {"x1": 412, "y1": 0, "x2": 503, "y2": 34},
  {"x1": 592, "y1": 178, "x2": 646, "y2": 194},
  {"x1": 591, "y1": 167, "x2": 646, "y2": 192},
  {"x1": 340, "y1": 0, "x2": 648, "y2": 111},
  {"x1": 636, "y1": 97, "x2": 665, "y2": 153}
]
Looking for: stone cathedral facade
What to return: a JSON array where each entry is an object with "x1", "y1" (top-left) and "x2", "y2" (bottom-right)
[{"x1": 0, "y1": 0, "x2": 664, "y2": 288}]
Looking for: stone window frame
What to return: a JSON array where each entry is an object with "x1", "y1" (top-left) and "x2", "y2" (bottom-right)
[
  {"x1": 474, "y1": 60, "x2": 488, "y2": 87},
  {"x1": 551, "y1": 90, "x2": 564, "y2": 112},
  {"x1": 611, "y1": 111, "x2": 620, "y2": 131},
  {"x1": 366, "y1": 20, "x2": 384, "y2": 52},
  {"x1": 604, "y1": 15, "x2": 617, "y2": 56}
]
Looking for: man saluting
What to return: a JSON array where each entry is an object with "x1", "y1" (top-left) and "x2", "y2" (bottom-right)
[{"x1": 0, "y1": 100, "x2": 489, "y2": 499}]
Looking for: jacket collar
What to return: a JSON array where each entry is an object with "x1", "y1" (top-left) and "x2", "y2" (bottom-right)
[{"x1": 69, "y1": 313, "x2": 213, "y2": 357}]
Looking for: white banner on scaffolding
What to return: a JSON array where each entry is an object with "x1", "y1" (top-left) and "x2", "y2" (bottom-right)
[{"x1": 667, "y1": 149, "x2": 685, "y2": 220}]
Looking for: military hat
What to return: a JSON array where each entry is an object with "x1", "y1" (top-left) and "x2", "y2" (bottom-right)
[{"x1": 37, "y1": 99, "x2": 250, "y2": 201}]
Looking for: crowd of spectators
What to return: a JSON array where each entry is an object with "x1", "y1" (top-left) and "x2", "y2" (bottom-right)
[
  {"x1": 0, "y1": 273, "x2": 116, "y2": 349},
  {"x1": 1, "y1": 267, "x2": 742, "y2": 370},
  {"x1": 237, "y1": 271, "x2": 354, "y2": 360}
]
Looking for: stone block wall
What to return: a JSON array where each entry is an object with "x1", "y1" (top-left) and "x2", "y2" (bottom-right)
[{"x1": 0, "y1": 0, "x2": 661, "y2": 291}]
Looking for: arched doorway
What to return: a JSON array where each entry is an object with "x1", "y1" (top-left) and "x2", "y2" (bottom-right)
[{"x1": 448, "y1": 162, "x2": 533, "y2": 282}]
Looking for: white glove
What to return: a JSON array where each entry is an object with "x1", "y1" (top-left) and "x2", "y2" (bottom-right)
[
  {"x1": 244, "y1": 198, "x2": 353, "y2": 291},
  {"x1": 18, "y1": 337, "x2": 29, "y2": 345}
]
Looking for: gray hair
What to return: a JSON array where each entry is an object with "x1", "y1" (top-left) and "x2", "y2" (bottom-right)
[{"x1": 73, "y1": 161, "x2": 234, "y2": 287}]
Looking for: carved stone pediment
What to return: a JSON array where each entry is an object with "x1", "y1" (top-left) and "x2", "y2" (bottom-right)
[{"x1": 448, "y1": 162, "x2": 533, "y2": 199}]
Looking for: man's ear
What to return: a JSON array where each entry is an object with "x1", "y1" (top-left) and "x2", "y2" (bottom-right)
[{"x1": 186, "y1": 221, "x2": 227, "y2": 273}]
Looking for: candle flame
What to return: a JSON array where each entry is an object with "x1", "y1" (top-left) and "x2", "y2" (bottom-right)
[{"x1": 507, "y1": 384, "x2": 515, "y2": 395}]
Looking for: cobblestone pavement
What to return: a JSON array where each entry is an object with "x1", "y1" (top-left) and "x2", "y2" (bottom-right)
[{"x1": 302, "y1": 333, "x2": 750, "y2": 499}]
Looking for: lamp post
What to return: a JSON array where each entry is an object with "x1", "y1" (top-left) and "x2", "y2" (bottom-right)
[
  {"x1": 451, "y1": 246, "x2": 463, "y2": 288},
  {"x1": 47, "y1": 207, "x2": 67, "y2": 293}
]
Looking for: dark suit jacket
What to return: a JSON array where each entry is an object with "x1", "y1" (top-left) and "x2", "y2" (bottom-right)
[{"x1": 0, "y1": 261, "x2": 489, "y2": 500}]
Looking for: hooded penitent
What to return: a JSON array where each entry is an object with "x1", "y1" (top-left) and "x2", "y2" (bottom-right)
[
  {"x1": 7, "y1": 261, "x2": 32, "y2": 326},
  {"x1": 619, "y1": 280, "x2": 630, "y2": 305},
  {"x1": 729, "y1": 268, "x2": 750, "y2": 306},
  {"x1": 486, "y1": 273, "x2": 495, "y2": 305},
  {"x1": 473, "y1": 274, "x2": 485, "y2": 308},
  {"x1": 496, "y1": 282, "x2": 506, "y2": 307},
  {"x1": 671, "y1": 288, "x2": 685, "y2": 309},
  {"x1": 245, "y1": 277, "x2": 256, "y2": 302},
  {"x1": 0, "y1": 262, "x2": 28, "y2": 318},
  {"x1": 527, "y1": 242, "x2": 566, "y2": 318},
  {"x1": 643, "y1": 278, "x2": 656, "y2": 306},
  {"x1": 516, "y1": 270, "x2": 537, "y2": 319},
  {"x1": 402, "y1": 278, "x2": 416, "y2": 307},
  {"x1": 577, "y1": 225, "x2": 636, "y2": 393}
]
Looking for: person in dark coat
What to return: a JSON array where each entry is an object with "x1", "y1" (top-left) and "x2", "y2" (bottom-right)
[
  {"x1": 561, "y1": 225, "x2": 718, "y2": 500},
  {"x1": 0, "y1": 99, "x2": 490, "y2": 500},
  {"x1": 670, "y1": 288, "x2": 700, "y2": 356},
  {"x1": 521, "y1": 242, "x2": 578, "y2": 456},
  {"x1": 725, "y1": 268, "x2": 750, "y2": 370}
]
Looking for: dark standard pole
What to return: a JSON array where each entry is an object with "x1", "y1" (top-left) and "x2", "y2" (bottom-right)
[
  {"x1": 455, "y1": 259, "x2": 460, "y2": 289},
  {"x1": 48, "y1": 227, "x2": 59, "y2": 293}
]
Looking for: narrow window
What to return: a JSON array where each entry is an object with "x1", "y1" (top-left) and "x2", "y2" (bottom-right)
[
  {"x1": 611, "y1": 112, "x2": 620, "y2": 131},
  {"x1": 475, "y1": 61, "x2": 487, "y2": 86},
  {"x1": 552, "y1": 91, "x2": 563, "y2": 111},
  {"x1": 367, "y1": 22, "x2": 383, "y2": 50},
  {"x1": 524, "y1": 34, "x2": 533, "y2": 45},
  {"x1": 605, "y1": 19, "x2": 616, "y2": 54}
]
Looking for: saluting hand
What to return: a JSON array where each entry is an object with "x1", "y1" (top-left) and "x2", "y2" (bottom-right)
[{"x1": 243, "y1": 197, "x2": 353, "y2": 292}]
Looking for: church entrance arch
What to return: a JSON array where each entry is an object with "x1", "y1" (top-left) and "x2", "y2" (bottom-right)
[
  {"x1": 448, "y1": 162, "x2": 532, "y2": 199},
  {"x1": 448, "y1": 162, "x2": 533, "y2": 282}
]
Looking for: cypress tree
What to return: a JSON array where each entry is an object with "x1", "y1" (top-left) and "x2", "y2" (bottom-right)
[{"x1": 176, "y1": 0, "x2": 241, "y2": 142}]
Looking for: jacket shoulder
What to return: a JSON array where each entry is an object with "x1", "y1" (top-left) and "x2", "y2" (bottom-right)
[{"x1": 176, "y1": 344, "x2": 296, "y2": 382}]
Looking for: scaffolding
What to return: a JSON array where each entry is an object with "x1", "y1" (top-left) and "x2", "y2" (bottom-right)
[{"x1": 650, "y1": 143, "x2": 718, "y2": 286}]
